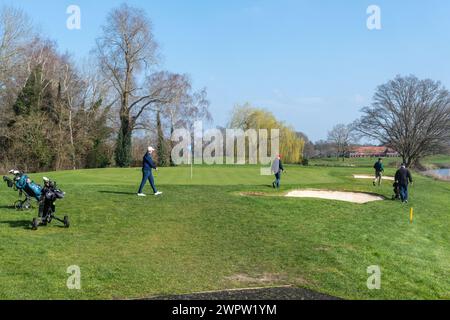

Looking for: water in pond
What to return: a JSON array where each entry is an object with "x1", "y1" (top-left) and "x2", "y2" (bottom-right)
[{"x1": 429, "y1": 168, "x2": 450, "y2": 177}]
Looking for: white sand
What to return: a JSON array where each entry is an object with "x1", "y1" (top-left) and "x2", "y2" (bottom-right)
[
  {"x1": 353, "y1": 174, "x2": 395, "y2": 181},
  {"x1": 285, "y1": 189, "x2": 384, "y2": 204}
]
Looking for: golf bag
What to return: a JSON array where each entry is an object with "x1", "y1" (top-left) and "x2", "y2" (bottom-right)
[
  {"x1": 32, "y1": 178, "x2": 69, "y2": 230},
  {"x1": 3, "y1": 170, "x2": 42, "y2": 210},
  {"x1": 392, "y1": 182, "x2": 400, "y2": 200}
]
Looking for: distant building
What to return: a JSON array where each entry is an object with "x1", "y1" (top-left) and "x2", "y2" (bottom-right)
[{"x1": 349, "y1": 146, "x2": 399, "y2": 158}]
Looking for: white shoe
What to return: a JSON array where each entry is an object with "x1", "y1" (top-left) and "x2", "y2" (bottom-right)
[
  {"x1": 154, "y1": 191, "x2": 163, "y2": 196},
  {"x1": 137, "y1": 193, "x2": 147, "y2": 197}
]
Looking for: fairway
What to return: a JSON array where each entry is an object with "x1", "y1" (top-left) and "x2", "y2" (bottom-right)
[{"x1": 0, "y1": 165, "x2": 449, "y2": 299}]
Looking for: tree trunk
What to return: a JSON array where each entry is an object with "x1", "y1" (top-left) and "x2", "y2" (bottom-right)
[
  {"x1": 169, "y1": 119, "x2": 176, "y2": 167},
  {"x1": 68, "y1": 108, "x2": 76, "y2": 170},
  {"x1": 115, "y1": 109, "x2": 132, "y2": 167},
  {"x1": 401, "y1": 154, "x2": 413, "y2": 168},
  {"x1": 115, "y1": 87, "x2": 133, "y2": 167},
  {"x1": 156, "y1": 109, "x2": 168, "y2": 167}
]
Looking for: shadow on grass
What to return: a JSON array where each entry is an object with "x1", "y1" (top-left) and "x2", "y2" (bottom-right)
[
  {"x1": 0, "y1": 220, "x2": 31, "y2": 229},
  {"x1": 0, "y1": 205, "x2": 35, "y2": 212},
  {"x1": 0, "y1": 205, "x2": 16, "y2": 210},
  {"x1": 98, "y1": 190, "x2": 136, "y2": 195},
  {"x1": 147, "y1": 286, "x2": 341, "y2": 300}
]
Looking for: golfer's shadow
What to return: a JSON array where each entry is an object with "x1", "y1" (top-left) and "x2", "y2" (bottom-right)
[
  {"x1": 0, "y1": 220, "x2": 31, "y2": 229},
  {"x1": 98, "y1": 190, "x2": 136, "y2": 195}
]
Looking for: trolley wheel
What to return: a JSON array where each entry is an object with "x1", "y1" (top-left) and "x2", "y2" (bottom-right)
[
  {"x1": 31, "y1": 218, "x2": 39, "y2": 230},
  {"x1": 22, "y1": 200, "x2": 32, "y2": 210},
  {"x1": 63, "y1": 216, "x2": 70, "y2": 228},
  {"x1": 14, "y1": 200, "x2": 23, "y2": 210}
]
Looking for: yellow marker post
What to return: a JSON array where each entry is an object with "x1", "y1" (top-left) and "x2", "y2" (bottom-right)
[{"x1": 410, "y1": 208, "x2": 414, "y2": 224}]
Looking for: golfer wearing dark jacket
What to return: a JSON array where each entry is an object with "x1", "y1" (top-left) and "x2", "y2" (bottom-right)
[
  {"x1": 137, "y1": 147, "x2": 162, "y2": 197},
  {"x1": 373, "y1": 158, "x2": 384, "y2": 186},
  {"x1": 394, "y1": 164, "x2": 413, "y2": 203}
]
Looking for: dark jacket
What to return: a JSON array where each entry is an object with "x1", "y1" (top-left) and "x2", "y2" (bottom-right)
[
  {"x1": 395, "y1": 167, "x2": 413, "y2": 186},
  {"x1": 374, "y1": 161, "x2": 384, "y2": 172},
  {"x1": 143, "y1": 153, "x2": 157, "y2": 170},
  {"x1": 279, "y1": 160, "x2": 284, "y2": 172}
]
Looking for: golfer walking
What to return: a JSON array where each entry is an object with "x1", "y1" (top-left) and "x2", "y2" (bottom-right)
[
  {"x1": 137, "y1": 147, "x2": 162, "y2": 197},
  {"x1": 394, "y1": 164, "x2": 413, "y2": 203},
  {"x1": 272, "y1": 155, "x2": 285, "y2": 189},
  {"x1": 373, "y1": 158, "x2": 384, "y2": 186}
]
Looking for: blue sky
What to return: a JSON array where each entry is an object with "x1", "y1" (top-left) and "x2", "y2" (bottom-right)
[{"x1": 3, "y1": 0, "x2": 450, "y2": 141}]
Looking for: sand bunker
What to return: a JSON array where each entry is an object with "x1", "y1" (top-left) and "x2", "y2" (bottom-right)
[
  {"x1": 353, "y1": 174, "x2": 395, "y2": 181},
  {"x1": 285, "y1": 189, "x2": 384, "y2": 204}
]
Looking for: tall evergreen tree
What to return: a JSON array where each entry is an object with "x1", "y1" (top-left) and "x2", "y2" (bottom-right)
[
  {"x1": 156, "y1": 109, "x2": 168, "y2": 166},
  {"x1": 13, "y1": 65, "x2": 43, "y2": 116},
  {"x1": 12, "y1": 64, "x2": 55, "y2": 118},
  {"x1": 115, "y1": 119, "x2": 132, "y2": 167}
]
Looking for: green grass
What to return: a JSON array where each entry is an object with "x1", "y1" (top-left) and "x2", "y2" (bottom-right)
[
  {"x1": 308, "y1": 155, "x2": 450, "y2": 169},
  {"x1": 308, "y1": 157, "x2": 404, "y2": 168},
  {"x1": 0, "y1": 164, "x2": 449, "y2": 299},
  {"x1": 422, "y1": 155, "x2": 450, "y2": 168}
]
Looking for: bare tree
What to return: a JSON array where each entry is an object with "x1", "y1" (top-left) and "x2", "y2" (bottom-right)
[
  {"x1": 96, "y1": 4, "x2": 192, "y2": 166},
  {"x1": 314, "y1": 140, "x2": 336, "y2": 158},
  {"x1": 297, "y1": 132, "x2": 317, "y2": 159},
  {"x1": 141, "y1": 72, "x2": 211, "y2": 166},
  {"x1": 95, "y1": 3, "x2": 161, "y2": 166},
  {"x1": 133, "y1": 71, "x2": 192, "y2": 130},
  {"x1": 327, "y1": 124, "x2": 356, "y2": 161},
  {"x1": 95, "y1": 4, "x2": 210, "y2": 166},
  {"x1": 355, "y1": 75, "x2": 450, "y2": 167},
  {"x1": 0, "y1": 6, "x2": 33, "y2": 82},
  {"x1": 0, "y1": 6, "x2": 34, "y2": 141}
]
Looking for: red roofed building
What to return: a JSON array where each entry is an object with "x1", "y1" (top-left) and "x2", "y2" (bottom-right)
[{"x1": 349, "y1": 146, "x2": 398, "y2": 158}]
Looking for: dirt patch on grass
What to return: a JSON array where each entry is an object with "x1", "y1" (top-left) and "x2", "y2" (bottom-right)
[
  {"x1": 225, "y1": 273, "x2": 317, "y2": 288},
  {"x1": 285, "y1": 189, "x2": 385, "y2": 204},
  {"x1": 225, "y1": 273, "x2": 287, "y2": 285},
  {"x1": 239, "y1": 192, "x2": 266, "y2": 197},
  {"x1": 314, "y1": 246, "x2": 332, "y2": 252}
]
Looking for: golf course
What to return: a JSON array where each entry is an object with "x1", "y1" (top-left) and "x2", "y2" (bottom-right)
[{"x1": 0, "y1": 160, "x2": 449, "y2": 300}]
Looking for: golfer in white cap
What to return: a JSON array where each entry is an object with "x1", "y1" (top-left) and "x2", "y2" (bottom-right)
[{"x1": 137, "y1": 146, "x2": 162, "y2": 196}]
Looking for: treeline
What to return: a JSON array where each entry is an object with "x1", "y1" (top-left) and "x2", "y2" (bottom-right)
[
  {"x1": 0, "y1": 7, "x2": 112, "y2": 172},
  {"x1": 301, "y1": 75, "x2": 450, "y2": 167},
  {"x1": 1, "y1": 4, "x2": 319, "y2": 172},
  {"x1": 0, "y1": 4, "x2": 211, "y2": 172}
]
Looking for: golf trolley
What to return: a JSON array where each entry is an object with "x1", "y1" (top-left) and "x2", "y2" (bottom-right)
[
  {"x1": 3, "y1": 170, "x2": 41, "y2": 210},
  {"x1": 31, "y1": 178, "x2": 70, "y2": 230},
  {"x1": 391, "y1": 182, "x2": 401, "y2": 201}
]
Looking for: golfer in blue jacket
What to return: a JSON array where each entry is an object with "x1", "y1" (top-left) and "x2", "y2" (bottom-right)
[{"x1": 137, "y1": 146, "x2": 162, "y2": 197}]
